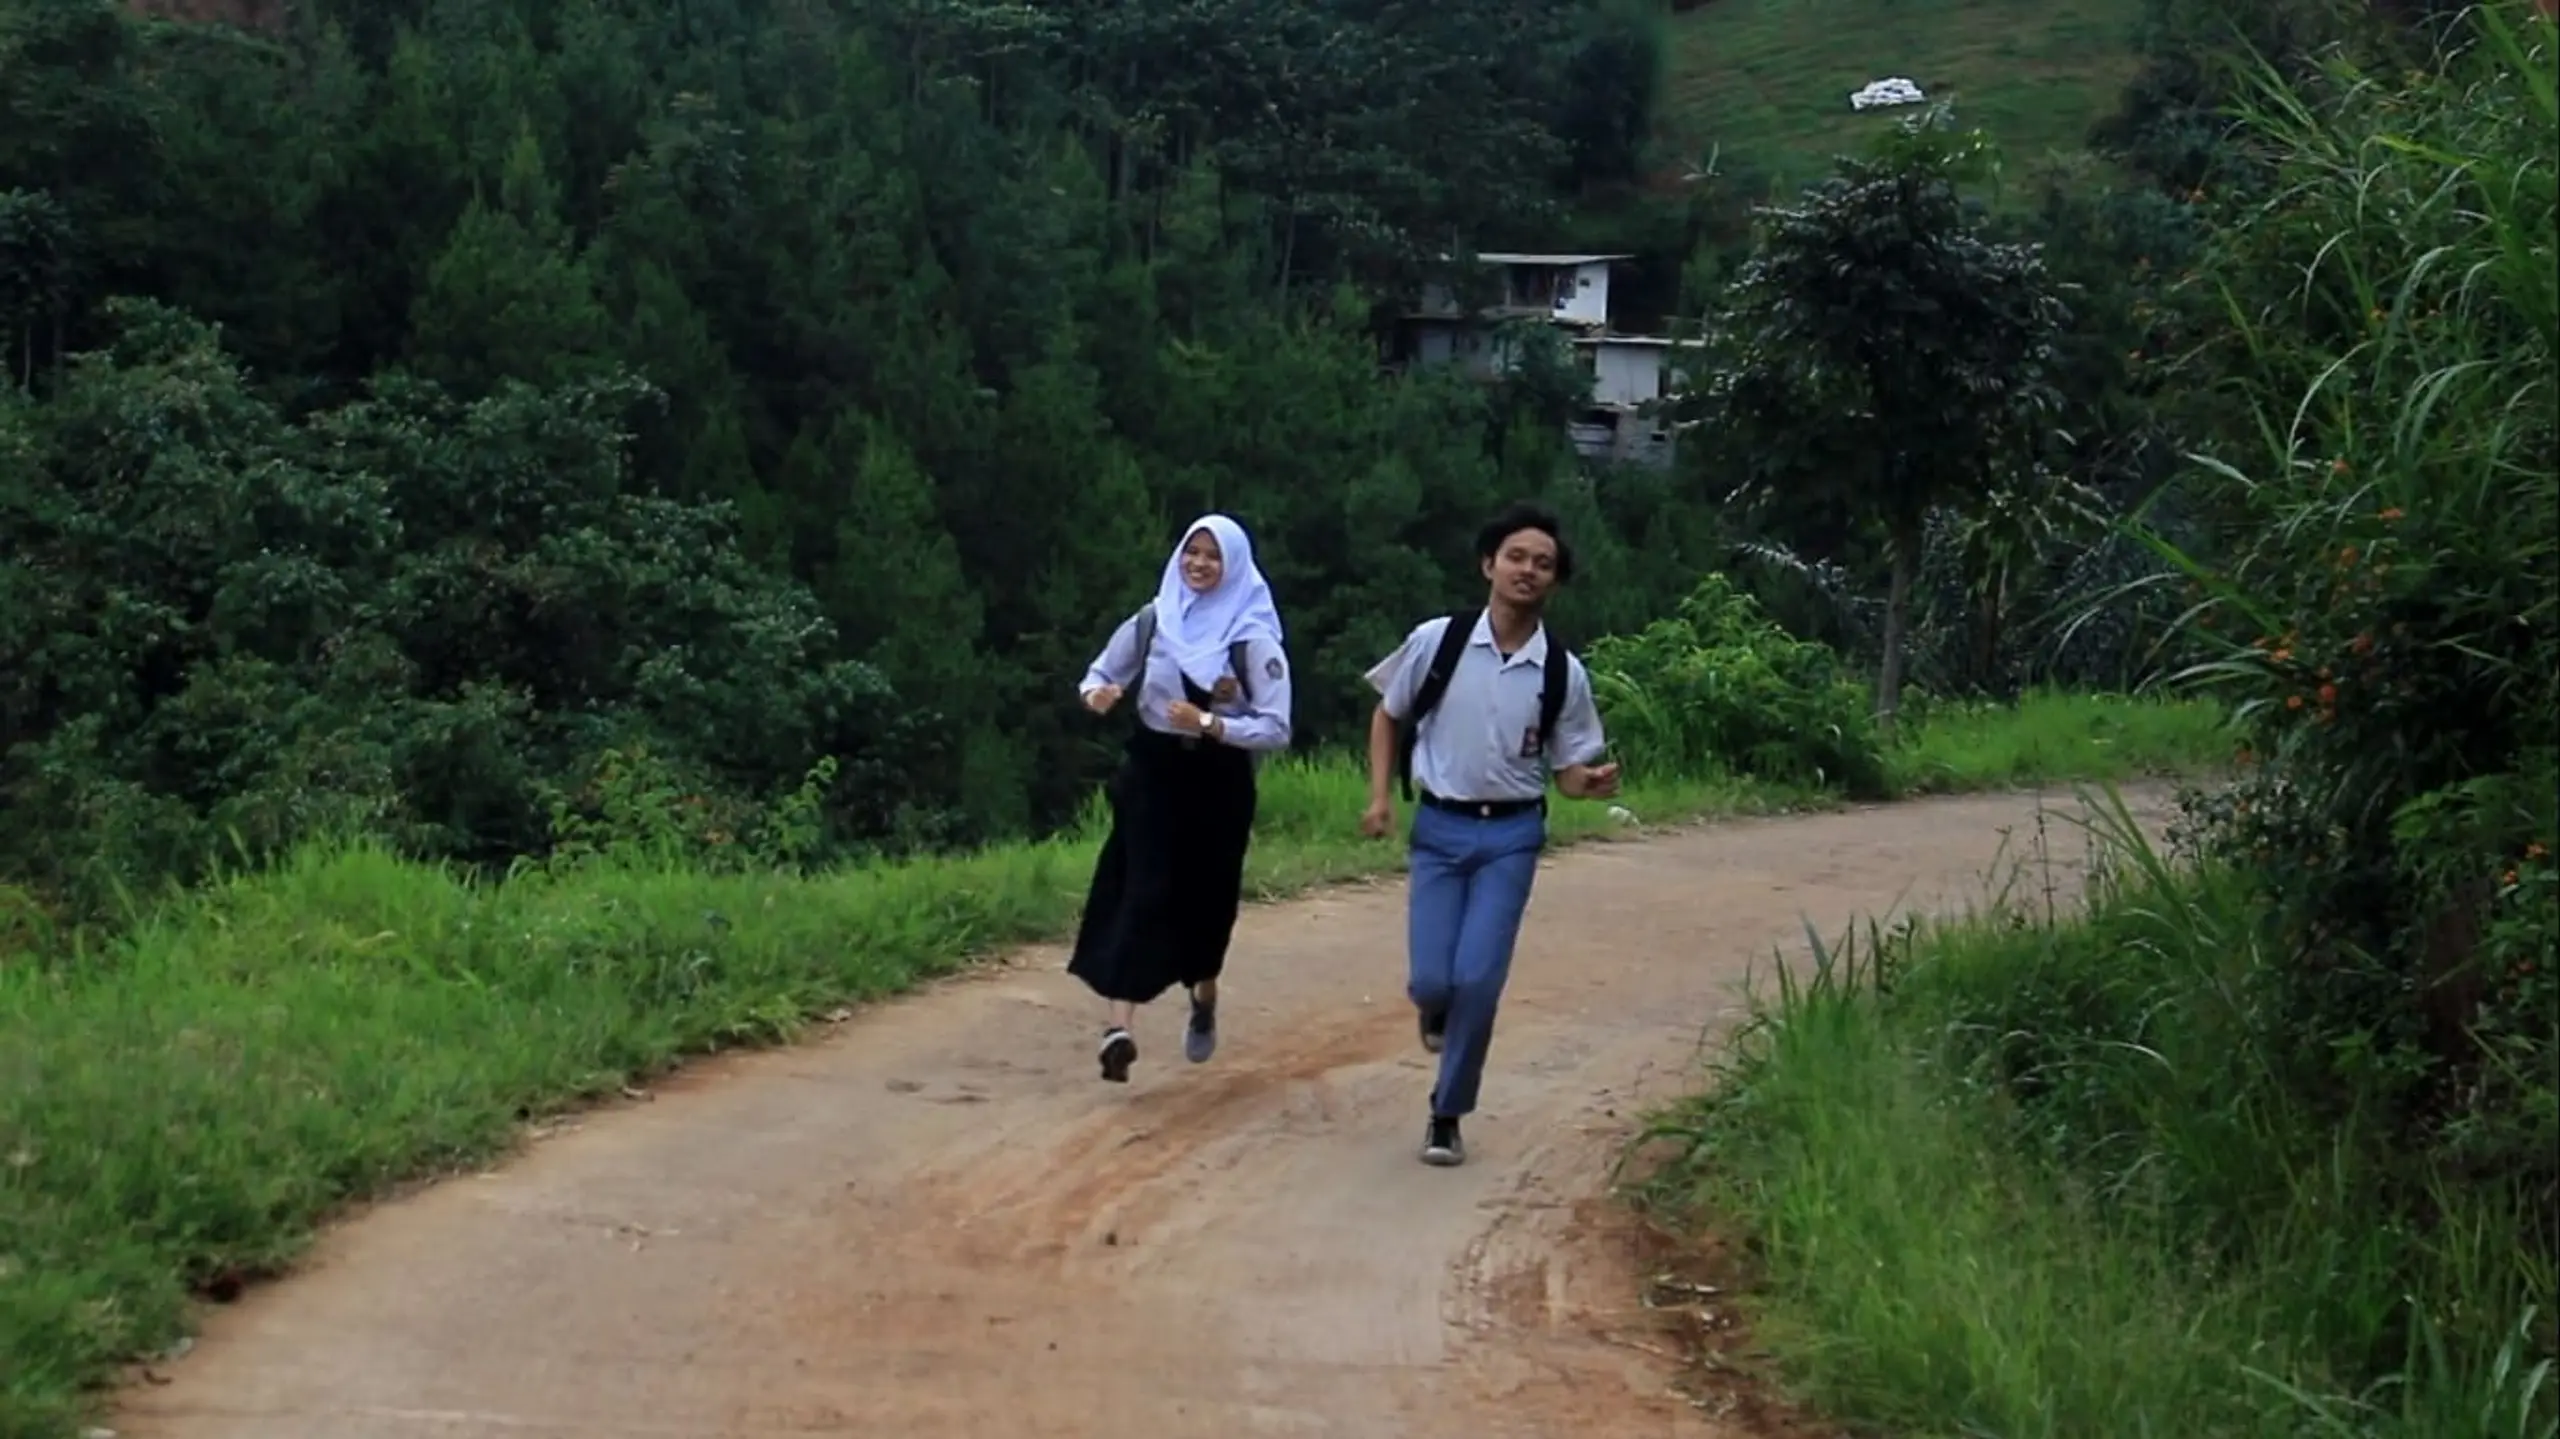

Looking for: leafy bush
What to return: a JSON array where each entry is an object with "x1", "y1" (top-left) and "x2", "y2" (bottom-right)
[
  {"x1": 1586, "y1": 572, "x2": 1888, "y2": 795},
  {"x1": 1741, "y1": 493, "x2": 2209, "y2": 704},
  {"x1": 2142, "y1": 6, "x2": 2557, "y2": 1215},
  {"x1": 0, "y1": 302, "x2": 946, "y2": 914}
]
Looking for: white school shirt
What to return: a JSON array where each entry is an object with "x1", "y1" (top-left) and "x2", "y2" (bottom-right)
[
  {"x1": 1365, "y1": 613, "x2": 1606, "y2": 803},
  {"x1": 1079, "y1": 613, "x2": 1295, "y2": 752}
]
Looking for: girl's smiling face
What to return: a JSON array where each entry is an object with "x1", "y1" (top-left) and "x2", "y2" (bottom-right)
[{"x1": 1180, "y1": 528, "x2": 1225, "y2": 593}]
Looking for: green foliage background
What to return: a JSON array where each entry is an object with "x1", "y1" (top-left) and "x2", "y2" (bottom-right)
[{"x1": 0, "y1": 0, "x2": 1716, "y2": 909}]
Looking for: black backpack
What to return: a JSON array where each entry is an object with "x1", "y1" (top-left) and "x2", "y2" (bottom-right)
[{"x1": 1395, "y1": 607, "x2": 1569, "y2": 800}]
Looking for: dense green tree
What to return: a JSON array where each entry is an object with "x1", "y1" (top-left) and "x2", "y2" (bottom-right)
[
  {"x1": 1685, "y1": 112, "x2": 2070, "y2": 727},
  {"x1": 0, "y1": 301, "x2": 933, "y2": 898},
  {"x1": 406, "y1": 141, "x2": 614, "y2": 396},
  {"x1": 0, "y1": 0, "x2": 1752, "y2": 903},
  {"x1": 1553, "y1": 0, "x2": 1668, "y2": 190},
  {"x1": 0, "y1": 187, "x2": 75, "y2": 387}
]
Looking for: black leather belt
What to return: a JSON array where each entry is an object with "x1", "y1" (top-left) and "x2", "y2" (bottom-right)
[{"x1": 1416, "y1": 791, "x2": 1546, "y2": 820}]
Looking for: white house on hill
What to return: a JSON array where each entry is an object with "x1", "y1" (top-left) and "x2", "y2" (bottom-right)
[
  {"x1": 1394, "y1": 251, "x2": 1700, "y2": 468},
  {"x1": 1412, "y1": 252, "x2": 1622, "y2": 330},
  {"x1": 1571, "y1": 332, "x2": 1706, "y2": 467}
]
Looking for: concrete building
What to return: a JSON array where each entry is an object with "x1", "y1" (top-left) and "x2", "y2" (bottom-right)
[
  {"x1": 1393, "y1": 251, "x2": 1700, "y2": 467},
  {"x1": 1568, "y1": 333, "x2": 1705, "y2": 467}
]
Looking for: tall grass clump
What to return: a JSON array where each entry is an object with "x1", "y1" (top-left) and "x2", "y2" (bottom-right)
[
  {"x1": 2147, "y1": 0, "x2": 2557, "y2": 1251},
  {"x1": 1640, "y1": 795, "x2": 2555, "y2": 1437},
  {"x1": 1639, "y1": 6, "x2": 2557, "y2": 1435}
]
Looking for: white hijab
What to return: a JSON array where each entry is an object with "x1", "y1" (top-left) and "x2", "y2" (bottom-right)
[{"x1": 1152, "y1": 514, "x2": 1284, "y2": 690}]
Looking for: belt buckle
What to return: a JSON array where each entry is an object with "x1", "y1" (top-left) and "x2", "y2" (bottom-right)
[{"x1": 1475, "y1": 802, "x2": 1494, "y2": 819}]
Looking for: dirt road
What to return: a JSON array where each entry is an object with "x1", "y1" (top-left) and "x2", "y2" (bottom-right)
[{"x1": 114, "y1": 788, "x2": 2158, "y2": 1439}]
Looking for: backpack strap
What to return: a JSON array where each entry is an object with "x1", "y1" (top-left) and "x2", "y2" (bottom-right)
[
  {"x1": 1396, "y1": 609, "x2": 1481, "y2": 801},
  {"x1": 1227, "y1": 638, "x2": 1254, "y2": 704},
  {"x1": 1130, "y1": 603, "x2": 1255, "y2": 705},
  {"x1": 1130, "y1": 604, "x2": 1156, "y2": 672},
  {"x1": 1538, "y1": 634, "x2": 1570, "y2": 768}
]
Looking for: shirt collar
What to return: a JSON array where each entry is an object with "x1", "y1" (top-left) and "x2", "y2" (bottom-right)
[{"x1": 1468, "y1": 610, "x2": 1548, "y2": 667}]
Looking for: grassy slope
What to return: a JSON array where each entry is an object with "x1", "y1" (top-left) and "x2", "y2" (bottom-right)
[
  {"x1": 0, "y1": 694, "x2": 2225, "y2": 1439},
  {"x1": 1634, "y1": 815, "x2": 2555, "y2": 1436},
  {"x1": 1658, "y1": 0, "x2": 2147, "y2": 191}
]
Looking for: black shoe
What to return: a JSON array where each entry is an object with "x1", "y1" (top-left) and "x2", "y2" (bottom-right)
[
  {"x1": 1185, "y1": 994, "x2": 1218, "y2": 1064},
  {"x1": 1417, "y1": 1008, "x2": 1448, "y2": 1054},
  {"x1": 1098, "y1": 1027, "x2": 1137, "y2": 1083},
  {"x1": 1420, "y1": 1114, "x2": 1464, "y2": 1167}
]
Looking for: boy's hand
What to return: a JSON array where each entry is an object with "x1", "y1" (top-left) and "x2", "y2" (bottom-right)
[
  {"x1": 1561, "y1": 762, "x2": 1621, "y2": 799},
  {"x1": 1360, "y1": 797, "x2": 1395, "y2": 838}
]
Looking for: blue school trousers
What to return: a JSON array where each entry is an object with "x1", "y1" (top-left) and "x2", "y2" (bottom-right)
[{"x1": 1405, "y1": 802, "x2": 1545, "y2": 1117}]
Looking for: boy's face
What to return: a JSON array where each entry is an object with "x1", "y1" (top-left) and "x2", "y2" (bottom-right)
[{"x1": 1482, "y1": 527, "x2": 1560, "y2": 608}]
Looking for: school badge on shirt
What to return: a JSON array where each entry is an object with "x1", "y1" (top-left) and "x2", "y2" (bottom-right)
[{"x1": 1265, "y1": 657, "x2": 1284, "y2": 682}]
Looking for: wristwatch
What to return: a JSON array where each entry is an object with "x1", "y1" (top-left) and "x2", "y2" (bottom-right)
[{"x1": 1196, "y1": 709, "x2": 1216, "y2": 736}]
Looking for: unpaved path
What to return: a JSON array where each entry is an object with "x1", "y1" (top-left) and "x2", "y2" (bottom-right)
[{"x1": 115, "y1": 788, "x2": 2161, "y2": 1439}]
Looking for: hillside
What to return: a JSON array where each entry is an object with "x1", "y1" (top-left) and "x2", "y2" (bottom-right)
[{"x1": 1657, "y1": 0, "x2": 2150, "y2": 194}]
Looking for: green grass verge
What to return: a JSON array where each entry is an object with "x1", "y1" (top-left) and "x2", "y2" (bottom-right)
[
  {"x1": 0, "y1": 695, "x2": 2223, "y2": 1439},
  {"x1": 1632, "y1": 793, "x2": 2558, "y2": 1439},
  {"x1": 1886, "y1": 687, "x2": 2233, "y2": 794},
  {"x1": 1660, "y1": 0, "x2": 2146, "y2": 192}
]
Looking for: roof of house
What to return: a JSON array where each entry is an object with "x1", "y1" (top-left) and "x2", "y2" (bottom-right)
[
  {"x1": 1470, "y1": 252, "x2": 1633, "y2": 266},
  {"x1": 1570, "y1": 333, "x2": 1710, "y2": 348},
  {"x1": 1400, "y1": 309, "x2": 1610, "y2": 326}
]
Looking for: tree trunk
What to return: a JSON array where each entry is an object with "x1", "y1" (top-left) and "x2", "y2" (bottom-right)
[
  {"x1": 1877, "y1": 518, "x2": 1918, "y2": 736},
  {"x1": 1973, "y1": 571, "x2": 2004, "y2": 694}
]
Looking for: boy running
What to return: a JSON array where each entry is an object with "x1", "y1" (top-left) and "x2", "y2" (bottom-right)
[{"x1": 1360, "y1": 502, "x2": 1620, "y2": 1167}]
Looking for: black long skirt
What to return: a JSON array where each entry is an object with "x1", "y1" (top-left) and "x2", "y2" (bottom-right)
[{"x1": 1067, "y1": 727, "x2": 1259, "y2": 1005}]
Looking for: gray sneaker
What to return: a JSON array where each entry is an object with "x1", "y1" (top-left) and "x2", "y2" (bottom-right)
[
  {"x1": 1184, "y1": 993, "x2": 1218, "y2": 1063},
  {"x1": 1418, "y1": 1007, "x2": 1448, "y2": 1054},
  {"x1": 1420, "y1": 1114, "x2": 1464, "y2": 1167}
]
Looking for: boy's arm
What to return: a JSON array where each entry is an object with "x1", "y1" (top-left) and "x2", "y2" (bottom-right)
[
  {"x1": 1360, "y1": 620, "x2": 1440, "y2": 831},
  {"x1": 1366, "y1": 703, "x2": 1399, "y2": 808},
  {"x1": 1550, "y1": 657, "x2": 1618, "y2": 799}
]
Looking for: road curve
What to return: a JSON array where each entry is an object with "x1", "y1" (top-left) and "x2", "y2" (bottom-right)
[{"x1": 113, "y1": 787, "x2": 2162, "y2": 1439}]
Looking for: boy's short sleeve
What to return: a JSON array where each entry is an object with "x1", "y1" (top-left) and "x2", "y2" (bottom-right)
[{"x1": 1365, "y1": 617, "x2": 1451, "y2": 721}]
